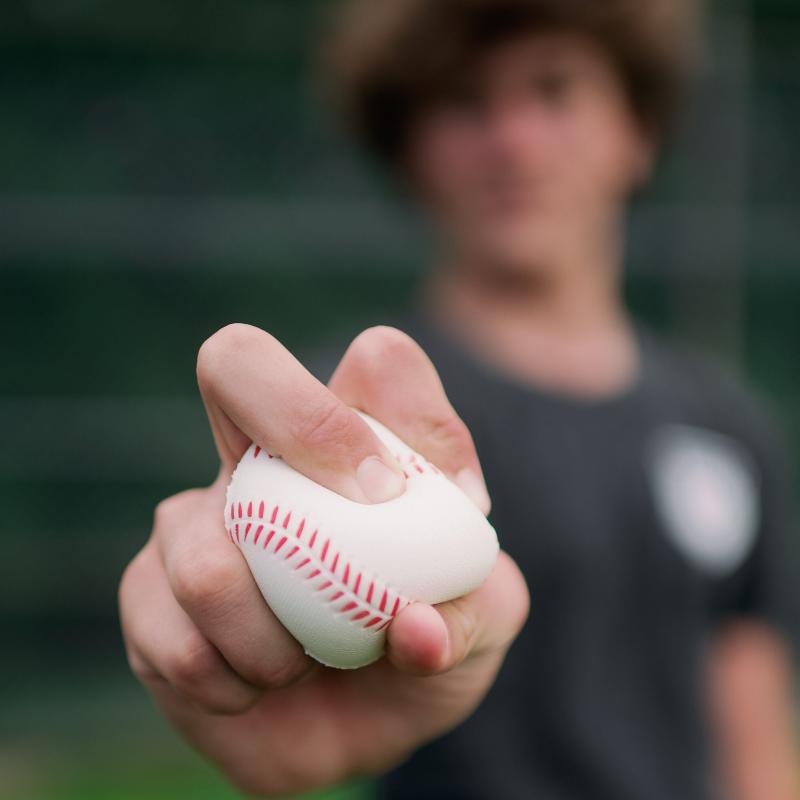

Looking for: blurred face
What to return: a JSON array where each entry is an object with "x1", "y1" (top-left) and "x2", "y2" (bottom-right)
[{"x1": 405, "y1": 32, "x2": 655, "y2": 273}]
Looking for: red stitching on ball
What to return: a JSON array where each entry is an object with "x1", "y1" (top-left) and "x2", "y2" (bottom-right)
[{"x1": 227, "y1": 494, "x2": 412, "y2": 632}]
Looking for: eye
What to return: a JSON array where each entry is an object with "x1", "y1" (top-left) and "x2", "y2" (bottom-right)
[
  {"x1": 439, "y1": 83, "x2": 485, "y2": 120},
  {"x1": 530, "y1": 68, "x2": 574, "y2": 105}
]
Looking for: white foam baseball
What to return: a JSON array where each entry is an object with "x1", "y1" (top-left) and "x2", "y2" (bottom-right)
[{"x1": 224, "y1": 412, "x2": 499, "y2": 669}]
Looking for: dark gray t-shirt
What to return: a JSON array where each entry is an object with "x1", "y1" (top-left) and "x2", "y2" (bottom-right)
[{"x1": 312, "y1": 313, "x2": 798, "y2": 800}]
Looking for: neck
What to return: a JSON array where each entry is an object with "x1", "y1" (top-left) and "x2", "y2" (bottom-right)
[{"x1": 423, "y1": 235, "x2": 640, "y2": 399}]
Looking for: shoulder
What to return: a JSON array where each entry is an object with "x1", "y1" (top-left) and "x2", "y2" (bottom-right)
[{"x1": 641, "y1": 327, "x2": 787, "y2": 468}]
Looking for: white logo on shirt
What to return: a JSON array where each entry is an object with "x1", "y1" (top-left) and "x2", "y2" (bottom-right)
[{"x1": 646, "y1": 424, "x2": 760, "y2": 576}]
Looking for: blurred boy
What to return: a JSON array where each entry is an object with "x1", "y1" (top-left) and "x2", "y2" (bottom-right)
[{"x1": 119, "y1": 1, "x2": 799, "y2": 798}]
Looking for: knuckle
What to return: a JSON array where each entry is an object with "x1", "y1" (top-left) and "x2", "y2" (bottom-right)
[
  {"x1": 152, "y1": 489, "x2": 210, "y2": 541},
  {"x1": 259, "y1": 652, "x2": 313, "y2": 690},
  {"x1": 421, "y1": 413, "x2": 473, "y2": 458},
  {"x1": 118, "y1": 546, "x2": 152, "y2": 629},
  {"x1": 153, "y1": 489, "x2": 202, "y2": 528},
  {"x1": 445, "y1": 598, "x2": 478, "y2": 660},
  {"x1": 118, "y1": 551, "x2": 141, "y2": 611},
  {"x1": 169, "y1": 545, "x2": 242, "y2": 613},
  {"x1": 292, "y1": 396, "x2": 355, "y2": 451},
  {"x1": 167, "y1": 631, "x2": 222, "y2": 690},
  {"x1": 125, "y1": 645, "x2": 161, "y2": 685},
  {"x1": 152, "y1": 494, "x2": 184, "y2": 530}
]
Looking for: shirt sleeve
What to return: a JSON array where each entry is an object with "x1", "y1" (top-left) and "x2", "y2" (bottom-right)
[{"x1": 710, "y1": 404, "x2": 800, "y2": 654}]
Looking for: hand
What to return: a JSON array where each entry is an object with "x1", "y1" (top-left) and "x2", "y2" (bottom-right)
[{"x1": 119, "y1": 324, "x2": 529, "y2": 797}]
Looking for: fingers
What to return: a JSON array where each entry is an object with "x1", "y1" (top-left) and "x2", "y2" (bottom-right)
[
  {"x1": 119, "y1": 543, "x2": 263, "y2": 715},
  {"x1": 196, "y1": 324, "x2": 406, "y2": 504},
  {"x1": 151, "y1": 485, "x2": 314, "y2": 694},
  {"x1": 120, "y1": 483, "x2": 317, "y2": 716},
  {"x1": 385, "y1": 552, "x2": 529, "y2": 675},
  {"x1": 329, "y1": 326, "x2": 491, "y2": 514},
  {"x1": 329, "y1": 326, "x2": 512, "y2": 672}
]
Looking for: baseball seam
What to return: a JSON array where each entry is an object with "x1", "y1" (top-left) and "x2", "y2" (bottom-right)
[{"x1": 226, "y1": 498, "x2": 410, "y2": 633}]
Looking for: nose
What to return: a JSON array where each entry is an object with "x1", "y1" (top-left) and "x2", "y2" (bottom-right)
[{"x1": 484, "y1": 96, "x2": 548, "y2": 159}]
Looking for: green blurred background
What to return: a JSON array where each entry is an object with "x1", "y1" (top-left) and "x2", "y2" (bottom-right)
[{"x1": 1, "y1": 1, "x2": 798, "y2": 798}]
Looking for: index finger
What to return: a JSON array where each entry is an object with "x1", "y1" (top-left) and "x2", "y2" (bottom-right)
[{"x1": 196, "y1": 324, "x2": 406, "y2": 504}]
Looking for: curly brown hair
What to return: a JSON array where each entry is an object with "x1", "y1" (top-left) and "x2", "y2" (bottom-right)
[{"x1": 322, "y1": 0, "x2": 702, "y2": 163}]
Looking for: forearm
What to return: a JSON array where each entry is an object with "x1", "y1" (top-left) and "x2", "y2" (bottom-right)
[
  {"x1": 718, "y1": 715, "x2": 799, "y2": 800},
  {"x1": 710, "y1": 621, "x2": 800, "y2": 800}
]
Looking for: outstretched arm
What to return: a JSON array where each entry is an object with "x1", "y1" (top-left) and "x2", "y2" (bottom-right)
[{"x1": 119, "y1": 324, "x2": 529, "y2": 797}]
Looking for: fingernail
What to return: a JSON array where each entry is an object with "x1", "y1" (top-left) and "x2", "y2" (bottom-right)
[
  {"x1": 356, "y1": 456, "x2": 406, "y2": 504},
  {"x1": 455, "y1": 468, "x2": 492, "y2": 515}
]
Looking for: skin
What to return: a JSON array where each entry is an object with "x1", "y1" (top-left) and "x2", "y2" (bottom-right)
[
  {"x1": 405, "y1": 31, "x2": 800, "y2": 799},
  {"x1": 120, "y1": 30, "x2": 798, "y2": 798},
  {"x1": 120, "y1": 324, "x2": 529, "y2": 796},
  {"x1": 710, "y1": 623, "x2": 800, "y2": 800},
  {"x1": 407, "y1": 33, "x2": 651, "y2": 400}
]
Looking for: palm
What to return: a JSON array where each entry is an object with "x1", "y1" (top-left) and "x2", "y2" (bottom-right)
[
  {"x1": 157, "y1": 565, "x2": 512, "y2": 795},
  {"x1": 121, "y1": 325, "x2": 529, "y2": 798}
]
